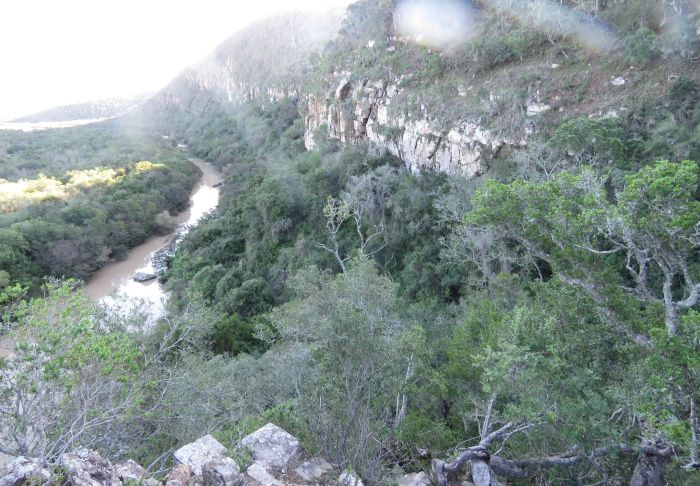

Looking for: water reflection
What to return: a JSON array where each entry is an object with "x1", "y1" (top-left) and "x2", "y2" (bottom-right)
[{"x1": 84, "y1": 159, "x2": 221, "y2": 321}]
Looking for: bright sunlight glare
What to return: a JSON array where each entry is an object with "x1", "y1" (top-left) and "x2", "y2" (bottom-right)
[{"x1": 0, "y1": 0, "x2": 351, "y2": 120}]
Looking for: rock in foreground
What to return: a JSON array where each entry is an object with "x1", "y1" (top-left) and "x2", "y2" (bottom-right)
[
  {"x1": 133, "y1": 272, "x2": 157, "y2": 282},
  {"x1": 240, "y1": 423, "x2": 302, "y2": 470},
  {"x1": 174, "y1": 434, "x2": 227, "y2": 476},
  {"x1": 1, "y1": 423, "x2": 443, "y2": 486}
]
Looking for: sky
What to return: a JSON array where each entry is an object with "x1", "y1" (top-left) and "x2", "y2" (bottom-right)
[{"x1": 0, "y1": 0, "x2": 351, "y2": 120}]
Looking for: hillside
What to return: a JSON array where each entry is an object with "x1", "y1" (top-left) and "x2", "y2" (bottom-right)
[
  {"x1": 12, "y1": 97, "x2": 145, "y2": 123},
  {"x1": 2, "y1": 2, "x2": 700, "y2": 486},
  {"x1": 148, "y1": 10, "x2": 343, "y2": 110},
  {"x1": 302, "y1": 0, "x2": 700, "y2": 174}
]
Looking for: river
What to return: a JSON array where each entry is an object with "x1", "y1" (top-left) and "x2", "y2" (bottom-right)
[
  {"x1": 83, "y1": 158, "x2": 222, "y2": 320},
  {"x1": 0, "y1": 133, "x2": 222, "y2": 466},
  {"x1": 0, "y1": 159, "x2": 218, "y2": 359}
]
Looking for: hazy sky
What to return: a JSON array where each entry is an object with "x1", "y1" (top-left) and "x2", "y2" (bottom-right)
[{"x1": 0, "y1": 0, "x2": 351, "y2": 120}]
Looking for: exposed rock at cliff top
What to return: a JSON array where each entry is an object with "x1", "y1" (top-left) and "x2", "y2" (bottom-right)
[
  {"x1": 1, "y1": 423, "x2": 458, "y2": 486},
  {"x1": 304, "y1": 76, "x2": 506, "y2": 176}
]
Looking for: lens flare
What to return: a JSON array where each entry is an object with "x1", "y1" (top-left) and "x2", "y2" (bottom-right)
[
  {"x1": 481, "y1": 0, "x2": 617, "y2": 53},
  {"x1": 395, "y1": 0, "x2": 480, "y2": 50}
]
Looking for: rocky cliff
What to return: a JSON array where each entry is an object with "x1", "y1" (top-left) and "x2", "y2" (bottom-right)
[
  {"x1": 304, "y1": 76, "x2": 507, "y2": 176},
  {"x1": 145, "y1": 7, "x2": 512, "y2": 177}
]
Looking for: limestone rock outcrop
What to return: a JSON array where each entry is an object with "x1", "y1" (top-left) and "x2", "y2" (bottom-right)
[
  {"x1": 58, "y1": 449, "x2": 122, "y2": 486},
  {"x1": 0, "y1": 457, "x2": 50, "y2": 486},
  {"x1": 240, "y1": 423, "x2": 302, "y2": 470},
  {"x1": 398, "y1": 471, "x2": 431, "y2": 486},
  {"x1": 304, "y1": 76, "x2": 508, "y2": 176},
  {"x1": 1, "y1": 424, "x2": 446, "y2": 486},
  {"x1": 294, "y1": 457, "x2": 334, "y2": 482},
  {"x1": 164, "y1": 464, "x2": 192, "y2": 486},
  {"x1": 337, "y1": 470, "x2": 364, "y2": 486},
  {"x1": 202, "y1": 458, "x2": 244, "y2": 486},
  {"x1": 115, "y1": 459, "x2": 152, "y2": 484},
  {"x1": 174, "y1": 434, "x2": 228, "y2": 476}
]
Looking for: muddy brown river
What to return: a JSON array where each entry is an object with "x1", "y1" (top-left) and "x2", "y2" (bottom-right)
[
  {"x1": 0, "y1": 159, "x2": 220, "y2": 361},
  {"x1": 83, "y1": 158, "x2": 222, "y2": 319}
]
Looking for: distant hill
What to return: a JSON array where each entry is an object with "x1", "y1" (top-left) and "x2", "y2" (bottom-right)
[
  {"x1": 13, "y1": 96, "x2": 147, "y2": 123},
  {"x1": 150, "y1": 10, "x2": 343, "y2": 109}
]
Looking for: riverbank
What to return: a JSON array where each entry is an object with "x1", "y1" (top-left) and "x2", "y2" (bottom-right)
[
  {"x1": 1, "y1": 159, "x2": 221, "y2": 363},
  {"x1": 83, "y1": 159, "x2": 221, "y2": 316}
]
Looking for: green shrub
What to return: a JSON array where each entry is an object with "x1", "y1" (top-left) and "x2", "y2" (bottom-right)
[
  {"x1": 623, "y1": 27, "x2": 660, "y2": 65},
  {"x1": 669, "y1": 77, "x2": 698, "y2": 119},
  {"x1": 551, "y1": 116, "x2": 635, "y2": 165},
  {"x1": 210, "y1": 314, "x2": 263, "y2": 356},
  {"x1": 456, "y1": 28, "x2": 546, "y2": 74}
]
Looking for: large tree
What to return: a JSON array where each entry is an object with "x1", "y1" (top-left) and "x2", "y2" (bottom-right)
[{"x1": 435, "y1": 160, "x2": 700, "y2": 484}]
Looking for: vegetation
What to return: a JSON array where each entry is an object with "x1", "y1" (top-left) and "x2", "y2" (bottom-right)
[
  {"x1": 0, "y1": 123, "x2": 199, "y2": 289},
  {"x1": 2, "y1": 1, "x2": 700, "y2": 485}
]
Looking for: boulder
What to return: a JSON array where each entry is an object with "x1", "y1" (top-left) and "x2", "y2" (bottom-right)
[
  {"x1": 240, "y1": 424, "x2": 302, "y2": 470},
  {"x1": 58, "y1": 449, "x2": 121, "y2": 486},
  {"x1": 174, "y1": 435, "x2": 227, "y2": 476},
  {"x1": 611, "y1": 77, "x2": 626, "y2": 86},
  {"x1": 398, "y1": 471, "x2": 431, "y2": 486},
  {"x1": 115, "y1": 459, "x2": 150, "y2": 483},
  {"x1": 526, "y1": 101, "x2": 551, "y2": 116},
  {"x1": 338, "y1": 470, "x2": 364, "y2": 486},
  {"x1": 165, "y1": 464, "x2": 192, "y2": 486},
  {"x1": 0, "y1": 456, "x2": 50, "y2": 486},
  {"x1": 133, "y1": 272, "x2": 157, "y2": 282},
  {"x1": 202, "y1": 457, "x2": 244, "y2": 486},
  {"x1": 294, "y1": 457, "x2": 334, "y2": 482},
  {"x1": 245, "y1": 462, "x2": 281, "y2": 486}
]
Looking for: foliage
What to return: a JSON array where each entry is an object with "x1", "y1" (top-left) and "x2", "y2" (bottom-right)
[
  {"x1": 2, "y1": 2, "x2": 699, "y2": 482},
  {"x1": 0, "y1": 124, "x2": 198, "y2": 290},
  {"x1": 164, "y1": 98, "x2": 454, "y2": 358},
  {"x1": 623, "y1": 27, "x2": 661, "y2": 65},
  {"x1": 0, "y1": 280, "x2": 142, "y2": 458},
  {"x1": 264, "y1": 259, "x2": 418, "y2": 480}
]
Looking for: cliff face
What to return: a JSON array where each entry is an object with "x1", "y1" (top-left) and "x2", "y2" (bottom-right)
[
  {"x1": 304, "y1": 76, "x2": 506, "y2": 176},
  {"x1": 146, "y1": 8, "x2": 510, "y2": 177},
  {"x1": 176, "y1": 63, "x2": 301, "y2": 106}
]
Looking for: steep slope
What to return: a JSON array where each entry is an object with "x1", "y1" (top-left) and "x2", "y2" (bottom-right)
[
  {"x1": 4, "y1": 3, "x2": 700, "y2": 486},
  {"x1": 301, "y1": 0, "x2": 700, "y2": 174},
  {"x1": 143, "y1": 1, "x2": 700, "y2": 178},
  {"x1": 149, "y1": 10, "x2": 343, "y2": 111}
]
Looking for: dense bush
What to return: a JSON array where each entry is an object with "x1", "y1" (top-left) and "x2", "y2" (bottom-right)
[
  {"x1": 0, "y1": 124, "x2": 199, "y2": 290},
  {"x1": 3, "y1": 1, "x2": 700, "y2": 483}
]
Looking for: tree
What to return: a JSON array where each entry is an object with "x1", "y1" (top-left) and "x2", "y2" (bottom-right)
[
  {"x1": 316, "y1": 169, "x2": 392, "y2": 273},
  {"x1": 265, "y1": 259, "x2": 415, "y2": 480},
  {"x1": 613, "y1": 160, "x2": 700, "y2": 337},
  {"x1": 452, "y1": 160, "x2": 700, "y2": 483},
  {"x1": 432, "y1": 282, "x2": 638, "y2": 485},
  {"x1": 0, "y1": 280, "x2": 141, "y2": 459},
  {"x1": 464, "y1": 161, "x2": 700, "y2": 340}
]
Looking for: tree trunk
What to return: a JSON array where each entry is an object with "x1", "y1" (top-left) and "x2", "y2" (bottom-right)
[
  {"x1": 663, "y1": 276, "x2": 679, "y2": 336},
  {"x1": 629, "y1": 446, "x2": 671, "y2": 486}
]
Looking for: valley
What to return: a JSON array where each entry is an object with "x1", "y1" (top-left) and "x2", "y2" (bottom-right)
[
  {"x1": 84, "y1": 158, "x2": 221, "y2": 320},
  {"x1": 2, "y1": 1, "x2": 700, "y2": 485}
]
